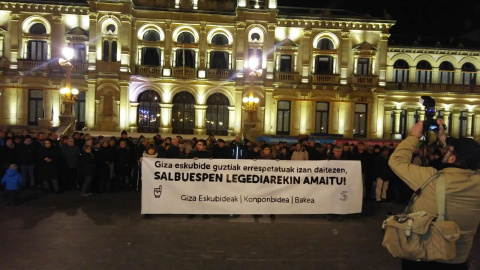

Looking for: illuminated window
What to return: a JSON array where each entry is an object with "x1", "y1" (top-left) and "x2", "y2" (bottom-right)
[
  {"x1": 461, "y1": 62, "x2": 476, "y2": 85},
  {"x1": 315, "y1": 102, "x2": 329, "y2": 134},
  {"x1": 439, "y1": 61, "x2": 454, "y2": 84},
  {"x1": 353, "y1": 104, "x2": 367, "y2": 138},
  {"x1": 416, "y1": 60, "x2": 432, "y2": 83},
  {"x1": 206, "y1": 93, "x2": 229, "y2": 135},
  {"x1": 276, "y1": 101, "x2": 291, "y2": 135},
  {"x1": 393, "y1": 60, "x2": 409, "y2": 83},
  {"x1": 137, "y1": 90, "x2": 161, "y2": 133},
  {"x1": 28, "y1": 90, "x2": 43, "y2": 125},
  {"x1": 172, "y1": 91, "x2": 195, "y2": 134}
]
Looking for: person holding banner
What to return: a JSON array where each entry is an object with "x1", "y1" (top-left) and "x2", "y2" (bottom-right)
[
  {"x1": 291, "y1": 143, "x2": 309, "y2": 160},
  {"x1": 327, "y1": 145, "x2": 348, "y2": 221},
  {"x1": 230, "y1": 136, "x2": 247, "y2": 159},
  {"x1": 188, "y1": 140, "x2": 211, "y2": 159}
]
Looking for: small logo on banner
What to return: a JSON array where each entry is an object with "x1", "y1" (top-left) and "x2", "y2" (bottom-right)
[
  {"x1": 154, "y1": 185, "x2": 162, "y2": 198},
  {"x1": 340, "y1": 191, "x2": 348, "y2": 201}
]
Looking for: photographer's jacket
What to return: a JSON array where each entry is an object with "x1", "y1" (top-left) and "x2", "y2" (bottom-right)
[{"x1": 389, "y1": 136, "x2": 480, "y2": 264}]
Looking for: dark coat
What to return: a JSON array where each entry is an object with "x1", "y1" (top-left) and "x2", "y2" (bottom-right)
[
  {"x1": 2, "y1": 145, "x2": 19, "y2": 166},
  {"x1": 37, "y1": 146, "x2": 59, "y2": 179},
  {"x1": 115, "y1": 147, "x2": 132, "y2": 175},
  {"x1": 374, "y1": 154, "x2": 392, "y2": 181},
  {"x1": 166, "y1": 145, "x2": 181, "y2": 159},
  {"x1": 18, "y1": 142, "x2": 37, "y2": 165},
  {"x1": 230, "y1": 144, "x2": 247, "y2": 159},
  {"x1": 61, "y1": 145, "x2": 80, "y2": 169},
  {"x1": 79, "y1": 151, "x2": 96, "y2": 177},
  {"x1": 212, "y1": 145, "x2": 230, "y2": 159}
]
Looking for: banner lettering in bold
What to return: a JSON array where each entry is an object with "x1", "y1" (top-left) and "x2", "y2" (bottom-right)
[{"x1": 141, "y1": 158, "x2": 362, "y2": 214}]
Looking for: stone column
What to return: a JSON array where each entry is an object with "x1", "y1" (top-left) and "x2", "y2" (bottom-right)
[
  {"x1": 160, "y1": 103, "x2": 173, "y2": 133},
  {"x1": 419, "y1": 110, "x2": 425, "y2": 121},
  {"x1": 234, "y1": 87, "x2": 243, "y2": 135},
  {"x1": 432, "y1": 67, "x2": 439, "y2": 84},
  {"x1": 129, "y1": 102, "x2": 139, "y2": 132},
  {"x1": 8, "y1": 13, "x2": 20, "y2": 67},
  {"x1": 116, "y1": 100, "x2": 121, "y2": 131},
  {"x1": 234, "y1": 21, "x2": 246, "y2": 77},
  {"x1": 119, "y1": 83, "x2": 129, "y2": 130},
  {"x1": 120, "y1": 14, "x2": 132, "y2": 72},
  {"x1": 263, "y1": 87, "x2": 274, "y2": 135},
  {"x1": 228, "y1": 106, "x2": 235, "y2": 135},
  {"x1": 383, "y1": 109, "x2": 392, "y2": 138},
  {"x1": 198, "y1": 22, "x2": 207, "y2": 71},
  {"x1": 330, "y1": 101, "x2": 340, "y2": 135},
  {"x1": 95, "y1": 100, "x2": 100, "y2": 129},
  {"x1": 450, "y1": 111, "x2": 460, "y2": 138},
  {"x1": 474, "y1": 113, "x2": 480, "y2": 141},
  {"x1": 443, "y1": 111, "x2": 451, "y2": 136},
  {"x1": 377, "y1": 33, "x2": 390, "y2": 85},
  {"x1": 85, "y1": 83, "x2": 96, "y2": 130},
  {"x1": 467, "y1": 112, "x2": 474, "y2": 138},
  {"x1": 340, "y1": 31, "x2": 351, "y2": 84},
  {"x1": 454, "y1": 68, "x2": 461, "y2": 85},
  {"x1": 342, "y1": 102, "x2": 353, "y2": 138},
  {"x1": 194, "y1": 104, "x2": 208, "y2": 135},
  {"x1": 394, "y1": 109, "x2": 402, "y2": 134},
  {"x1": 406, "y1": 108, "x2": 415, "y2": 133},
  {"x1": 409, "y1": 67, "x2": 417, "y2": 83},
  {"x1": 265, "y1": 23, "x2": 276, "y2": 79},
  {"x1": 371, "y1": 94, "x2": 385, "y2": 138},
  {"x1": 300, "y1": 29, "x2": 312, "y2": 83},
  {"x1": 163, "y1": 20, "x2": 172, "y2": 74}
]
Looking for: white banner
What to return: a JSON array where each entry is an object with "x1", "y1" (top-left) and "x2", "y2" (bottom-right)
[{"x1": 141, "y1": 158, "x2": 362, "y2": 214}]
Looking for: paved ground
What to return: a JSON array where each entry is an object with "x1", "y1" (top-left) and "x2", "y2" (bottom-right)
[{"x1": 1, "y1": 191, "x2": 479, "y2": 270}]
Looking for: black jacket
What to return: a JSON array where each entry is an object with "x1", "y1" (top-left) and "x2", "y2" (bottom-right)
[
  {"x1": 79, "y1": 151, "x2": 96, "y2": 177},
  {"x1": 37, "y1": 146, "x2": 59, "y2": 179}
]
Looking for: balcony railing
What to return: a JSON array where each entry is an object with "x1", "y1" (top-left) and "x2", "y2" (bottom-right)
[
  {"x1": 352, "y1": 75, "x2": 379, "y2": 86},
  {"x1": 207, "y1": 69, "x2": 232, "y2": 79},
  {"x1": 312, "y1": 74, "x2": 340, "y2": 84},
  {"x1": 136, "y1": 65, "x2": 162, "y2": 77},
  {"x1": 386, "y1": 82, "x2": 480, "y2": 93},
  {"x1": 17, "y1": 59, "x2": 49, "y2": 71},
  {"x1": 72, "y1": 62, "x2": 89, "y2": 72},
  {"x1": 172, "y1": 66, "x2": 196, "y2": 78},
  {"x1": 275, "y1": 72, "x2": 300, "y2": 83}
]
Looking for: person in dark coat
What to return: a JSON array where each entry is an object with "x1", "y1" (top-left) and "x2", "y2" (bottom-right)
[
  {"x1": 79, "y1": 145, "x2": 96, "y2": 196},
  {"x1": 1, "y1": 164, "x2": 23, "y2": 205},
  {"x1": 352, "y1": 142, "x2": 372, "y2": 199},
  {"x1": 188, "y1": 140, "x2": 211, "y2": 159},
  {"x1": 18, "y1": 136, "x2": 37, "y2": 188},
  {"x1": 61, "y1": 137, "x2": 80, "y2": 190},
  {"x1": 275, "y1": 147, "x2": 291, "y2": 160},
  {"x1": 166, "y1": 138, "x2": 181, "y2": 159},
  {"x1": 115, "y1": 140, "x2": 132, "y2": 190},
  {"x1": 37, "y1": 139, "x2": 60, "y2": 193},
  {"x1": 373, "y1": 147, "x2": 391, "y2": 202},
  {"x1": 96, "y1": 140, "x2": 113, "y2": 193},
  {"x1": 230, "y1": 136, "x2": 247, "y2": 159},
  {"x1": 212, "y1": 139, "x2": 230, "y2": 159},
  {"x1": 3, "y1": 138, "x2": 19, "y2": 173}
]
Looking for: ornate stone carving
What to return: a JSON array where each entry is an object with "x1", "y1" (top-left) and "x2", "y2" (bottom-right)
[
  {"x1": 200, "y1": 22, "x2": 207, "y2": 32},
  {"x1": 165, "y1": 19, "x2": 172, "y2": 30},
  {"x1": 267, "y1": 23, "x2": 276, "y2": 31},
  {"x1": 236, "y1": 21, "x2": 246, "y2": 29},
  {"x1": 89, "y1": 12, "x2": 98, "y2": 20},
  {"x1": 52, "y1": 15, "x2": 62, "y2": 23},
  {"x1": 303, "y1": 30, "x2": 312, "y2": 36},
  {"x1": 120, "y1": 14, "x2": 133, "y2": 22},
  {"x1": 341, "y1": 31, "x2": 350, "y2": 38},
  {"x1": 10, "y1": 13, "x2": 20, "y2": 20}
]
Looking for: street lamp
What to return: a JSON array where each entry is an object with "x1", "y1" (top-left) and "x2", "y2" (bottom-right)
[
  {"x1": 243, "y1": 56, "x2": 262, "y2": 112},
  {"x1": 58, "y1": 47, "x2": 78, "y2": 117}
]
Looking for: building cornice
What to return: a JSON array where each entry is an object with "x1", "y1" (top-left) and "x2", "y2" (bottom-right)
[
  {"x1": 388, "y1": 47, "x2": 480, "y2": 56},
  {"x1": 3, "y1": 2, "x2": 89, "y2": 15}
]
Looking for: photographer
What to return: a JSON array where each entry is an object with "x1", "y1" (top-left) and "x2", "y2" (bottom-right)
[{"x1": 389, "y1": 118, "x2": 480, "y2": 269}]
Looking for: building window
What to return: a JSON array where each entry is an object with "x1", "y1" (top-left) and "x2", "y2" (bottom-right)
[
  {"x1": 142, "y1": 48, "x2": 161, "y2": 66},
  {"x1": 137, "y1": 90, "x2": 161, "y2": 133},
  {"x1": 439, "y1": 61, "x2": 454, "y2": 84},
  {"x1": 317, "y1": 38, "x2": 334, "y2": 50},
  {"x1": 143, "y1": 30, "x2": 160, "y2": 42},
  {"x1": 248, "y1": 48, "x2": 262, "y2": 62},
  {"x1": 416, "y1": 60, "x2": 432, "y2": 83},
  {"x1": 172, "y1": 91, "x2": 195, "y2": 134},
  {"x1": 393, "y1": 60, "x2": 409, "y2": 83},
  {"x1": 27, "y1": 40, "x2": 48, "y2": 61},
  {"x1": 29, "y1": 23, "x2": 47, "y2": 35},
  {"x1": 102, "y1": 40, "x2": 117, "y2": 62},
  {"x1": 251, "y1": 33, "x2": 260, "y2": 41},
  {"x1": 206, "y1": 93, "x2": 229, "y2": 135},
  {"x1": 353, "y1": 104, "x2": 367, "y2": 138},
  {"x1": 276, "y1": 101, "x2": 291, "y2": 135},
  {"x1": 357, "y1": 58, "x2": 369, "y2": 75},
  {"x1": 314, "y1": 55, "x2": 333, "y2": 74},
  {"x1": 461, "y1": 62, "x2": 477, "y2": 85},
  {"x1": 28, "y1": 90, "x2": 43, "y2": 125},
  {"x1": 315, "y1": 102, "x2": 329, "y2": 134},
  {"x1": 211, "y1": 34, "x2": 228, "y2": 45},
  {"x1": 176, "y1": 32, "x2": 195, "y2": 68},
  {"x1": 73, "y1": 43, "x2": 86, "y2": 62},
  {"x1": 74, "y1": 91, "x2": 86, "y2": 131},
  {"x1": 279, "y1": 55, "x2": 292, "y2": 72}
]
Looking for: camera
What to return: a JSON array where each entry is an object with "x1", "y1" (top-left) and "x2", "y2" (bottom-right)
[{"x1": 420, "y1": 96, "x2": 439, "y2": 131}]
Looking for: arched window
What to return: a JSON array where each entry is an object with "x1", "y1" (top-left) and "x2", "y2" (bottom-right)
[
  {"x1": 177, "y1": 32, "x2": 195, "y2": 44},
  {"x1": 27, "y1": 23, "x2": 48, "y2": 60},
  {"x1": 461, "y1": 62, "x2": 477, "y2": 85},
  {"x1": 251, "y1": 33, "x2": 260, "y2": 42},
  {"x1": 210, "y1": 34, "x2": 229, "y2": 70},
  {"x1": 30, "y1": 23, "x2": 47, "y2": 35},
  {"x1": 317, "y1": 38, "x2": 334, "y2": 50},
  {"x1": 211, "y1": 34, "x2": 229, "y2": 45},
  {"x1": 143, "y1": 30, "x2": 161, "y2": 42},
  {"x1": 106, "y1": 24, "x2": 116, "y2": 34},
  {"x1": 137, "y1": 90, "x2": 161, "y2": 133},
  {"x1": 416, "y1": 60, "x2": 432, "y2": 83},
  {"x1": 103, "y1": 40, "x2": 109, "y2": 61},
  {"x1": 206, "y1": 93, "x2": 229, "y2": 135},
  {"x1": 172, "y1": 92, "x2": 195, "y2": 134},
  {"x1": 393, "y1": 60, "x2": 409, "y2": 83},
  {"x1": 439, "y1": 61, "x2": 454, "y2": 84},
  {"x1": 111, "y1": 41, "x2": 117, "y2": 62},
  {"x1": 176, "y1": 32, "x2": 195, "y2": 68}
]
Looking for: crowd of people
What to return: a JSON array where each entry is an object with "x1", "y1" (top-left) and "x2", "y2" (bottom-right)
[{"x1": 0, "y1": 128, "x2": 450, "y2": 208}]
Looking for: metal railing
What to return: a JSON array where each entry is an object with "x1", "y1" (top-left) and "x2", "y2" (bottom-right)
[
  {"x1": 136, "y1": 65, "x2": 162, "y2": 76},
  {"x1": 386, "y1": 82, "x2": 480, "y2": 93},
  {"x1": 352, "y1": 75, "x2": 378, "y2": 85},
  {"x1": 275, "y1": 72, "x2": 300, "y2": 82},
  {"x1": 207, "y1": 69, "x2": 232, "y2": 79},
  {"x1": 17, "y1": 59, "x2": 49, "y2": 71},
  {"x1": 172, "y1": 66, "x2": 196, "y2": 78},
  {"x1": 312, "y1": 74, "x2": 340, "y2": 84}
]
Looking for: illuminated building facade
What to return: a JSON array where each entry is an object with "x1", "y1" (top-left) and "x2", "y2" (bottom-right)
[{"x1": 0, "y1": 0, "x2": 479, "y2": 140}]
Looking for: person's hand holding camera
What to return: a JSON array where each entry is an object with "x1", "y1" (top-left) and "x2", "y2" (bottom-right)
[{"x1": 410, "y1": 121, "x2": 424, "y2": 139}]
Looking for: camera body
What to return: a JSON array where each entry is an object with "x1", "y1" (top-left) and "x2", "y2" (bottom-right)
[{"x1": 420, "y1": 96, "x2": 439, "y2": 131}]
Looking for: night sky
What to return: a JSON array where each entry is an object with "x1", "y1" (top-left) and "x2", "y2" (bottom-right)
[{"x1": 278, "y1": 0, "x2": 480, "y2": 46}]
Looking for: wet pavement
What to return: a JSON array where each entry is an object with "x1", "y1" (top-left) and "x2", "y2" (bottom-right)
[{"x1": 1, "y1": 190, "x2": 479, "y2": 270}]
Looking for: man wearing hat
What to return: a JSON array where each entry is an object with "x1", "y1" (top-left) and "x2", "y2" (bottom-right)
[{"x1": 389, "y1": 119, "x2": 480, "y2": 269}]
